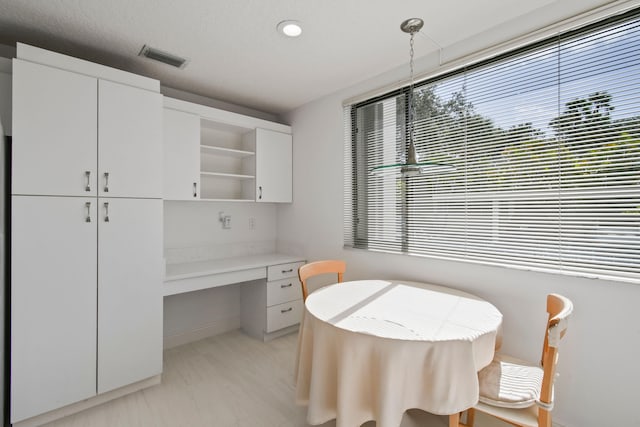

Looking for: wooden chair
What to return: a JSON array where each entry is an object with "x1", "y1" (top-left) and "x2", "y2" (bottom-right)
[
  {"x1": 298, "y1": 260, "x2": 346, "y2": 301},
  {"x1": 449, "y1": 293, "x2": 574, "y2": 427}
]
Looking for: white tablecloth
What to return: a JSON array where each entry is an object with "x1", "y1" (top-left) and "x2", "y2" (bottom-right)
[{"x1": 295, "y1": 280, "x2": 503, "y2": 427}]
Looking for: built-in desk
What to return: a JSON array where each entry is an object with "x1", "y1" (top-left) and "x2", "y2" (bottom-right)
[{"x1": 164, "y1": 253, "x2": 306, "y2": 341}]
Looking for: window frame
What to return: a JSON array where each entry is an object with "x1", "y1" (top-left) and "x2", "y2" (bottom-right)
[{"x1": 346, "y1": 8, "x2": 640, "y2": 284}]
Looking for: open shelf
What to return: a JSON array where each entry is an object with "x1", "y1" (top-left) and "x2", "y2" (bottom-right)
[
  {"x1": 200, "y1": 171, "x2": 254, "y2": 179},
  {"x1": 199, "y1": 198, "x2": 255, "y2": 202},
  {"x1": 197, "y1": 123, "x2": 256, "y2": 201},
  {"x1": 200, "y1": 145, "x2": 255, "y2": 158}
]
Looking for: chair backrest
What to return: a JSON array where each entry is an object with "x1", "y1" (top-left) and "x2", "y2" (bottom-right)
[
  {"x1": 298, "y1": 260, "x2": 346, "y2": 301},
  {"x1": 539, "y1": 293, "x2": 573, "y2": 406}
]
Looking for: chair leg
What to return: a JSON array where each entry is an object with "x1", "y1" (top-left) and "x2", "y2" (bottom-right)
[
  {"x1": 449, "y1": 412, "x2": 460, "y2": 427},
  {"x1": 538, "y1": 408, "x2": 551, "y2": 427},
  {"x1": 465, "y1": 408, "x2": 475, "y2": 427},
  {"x1": 452, "y1": 409, "x2": 475, "y2": 427}
]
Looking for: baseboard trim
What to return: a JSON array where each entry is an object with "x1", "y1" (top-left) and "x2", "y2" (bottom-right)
[
  {"x1": 163, "y1": 315, "x2": 241, "y2": 349},
  {"x1": 12, "y1": 375, "x2": 161, "y2": 427},
  {"x1": 261, "y1": 324, "x2": 299, "y2": 342}
]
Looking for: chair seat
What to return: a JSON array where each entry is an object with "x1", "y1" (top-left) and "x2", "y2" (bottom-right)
[{"x1": 478, "y1": 354, "x2": 544, "y2": 409}]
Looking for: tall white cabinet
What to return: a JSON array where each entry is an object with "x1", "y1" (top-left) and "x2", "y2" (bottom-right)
[
  {"x1": 11, "y1": 196, "x2": 98, "y2": 419},
  {"x1": 97, "y1": 198, "x2": 163, "y2": 394},
  {"x1": 11, "y1": 44, "x2": 163, "y2": 424}
]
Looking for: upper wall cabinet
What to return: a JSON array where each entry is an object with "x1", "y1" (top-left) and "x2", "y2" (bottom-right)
[
  {"x1": 251, "y1": 128, "x2": 292, "y2": 203},
  {"x1": 98, "y1": 79, "x2": 162, "y2": 198},
  {"x1": 163, "y1": 97, "x2": 293, "y2": 203},
  {"x1": 12, "y1": 60, "x2": 162, "y2": 198},
  {"x1": 163, "y1": 108, "x2": 200, "y2": 200},
  {"x1": 12, "y1": 60, "x2": 98, "y2": 196}
]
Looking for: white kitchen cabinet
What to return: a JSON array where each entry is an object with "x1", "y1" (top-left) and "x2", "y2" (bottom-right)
[
  {"x1": 12, "y1": 60, "x2": 97, "y2": 197},
  {"x1": 254, "y1": 128, "x2": 292, "y2": 203},
  {"x1": 11, "y1": 196, "x2": 98, "y2": 422},
  {"x1": 162, "y1": 97, "x2": 293, "y2": 203},
  {"x1": 12, "y1": 60, "x2": 162, "y2": 199},
  {"x1": 11, "y1": 197, "x2": 163, "y2": 421},
  {"x1": 163, "y1": 108, "x2": 200, "y2": 200},
  {"x1": 10, "y1": 45, "x2": 163, "y2": 425},
  {"x1": 98, "y1": 80, "x2": 163, "y2": 198},
  {"x1": 241, "y1": 261, "x2": 304, "y2": 341},
  {"x1": 98, "y1": 198, "x2": 163, "y2": 393}
]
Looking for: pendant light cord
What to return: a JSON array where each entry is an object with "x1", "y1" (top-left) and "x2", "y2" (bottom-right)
[{"x1": 407, "y1": 27, "x2": 417, "y2": 163}]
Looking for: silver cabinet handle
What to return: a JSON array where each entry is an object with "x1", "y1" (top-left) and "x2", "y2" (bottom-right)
[
  {"x1": 193, "y1": 182, "x2": 197, "y2": 198},
  {"x1": 280, "y1": 307, "x2": 293, "y2": 314},
  {"x1": 85, "y1": 171, "x2": 91, "y2": 192},
  {"x1": 103, "y1": 172, "x2": 109, "y2": 192},
  {"x1": 103, "y1": 202, "x2": 110, "y2": 222},
  {"x1": 280, "y1": 283, "x2": 293, "y2": 288},
  {"x1": 258, "y1": 186, "x2": 262, "y2": 200},
  {"x1": 282, "y1": 268, "x2": 293, "y2": 274},
  {"x1": 85, "y1": 202, "x2": 91, "y2": 222}
]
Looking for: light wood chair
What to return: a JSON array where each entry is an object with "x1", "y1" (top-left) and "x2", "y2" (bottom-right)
[
  {"x1": 298, "y1": 260, "x2": 346, "y2": 301},
  {"x1": 449, "y1": 293, "x2": 574, "y2": 427}
]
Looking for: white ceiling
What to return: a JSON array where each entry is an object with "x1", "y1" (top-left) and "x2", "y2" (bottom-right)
[{"x1": 0, "y1": 0, "x2": 622, "y2": 115}]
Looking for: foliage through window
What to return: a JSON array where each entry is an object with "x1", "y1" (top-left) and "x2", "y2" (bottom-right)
[{"x1": 344, "y1": 10, "x2": 640, "y2": 282}]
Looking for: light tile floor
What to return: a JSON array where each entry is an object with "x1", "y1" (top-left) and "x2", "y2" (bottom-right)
[{"x1": 44, "y1": 330, "x2": 508, "y2": 427}]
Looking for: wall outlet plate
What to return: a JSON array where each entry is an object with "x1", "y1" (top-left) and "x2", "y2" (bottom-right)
[{"x1": 219, "y1": 211, "x2": 231, "y2": 229}]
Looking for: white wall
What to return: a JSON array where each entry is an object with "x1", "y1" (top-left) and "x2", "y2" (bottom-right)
[
  {"x1": 277, "y1": 10, "x2": 640, "y2": 427},
  {"x1": 164, "y1": 201, "x2": 276, "y2": 255},
  {"x1": 161, "y1": 86, "x2": 282, "y2": 124},
  {"x1": 163, "y1": 201, "x2": 277, "y2": 347}
]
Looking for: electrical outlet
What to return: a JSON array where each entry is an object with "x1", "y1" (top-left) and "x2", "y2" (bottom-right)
[
  {"x1": 249, "y1": 217, "x2": 255, "y2": 230},
  {"x1": 219, "y1": 211, "x2": 231, "y2": 229}
]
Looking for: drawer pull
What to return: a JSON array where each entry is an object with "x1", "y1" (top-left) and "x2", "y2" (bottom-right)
[
  {"x1": 281, "y1": 268, "x2": 293, "y2": 274},
  {"x1": 281, "y1": 283, "x2": 293, "y2": 288},
  {"x1": 103, "y1": 172, "x2": 110, "y2": 192},
  {"x1": 281, "y1": 307, "x2": 293, "y2": 314}
]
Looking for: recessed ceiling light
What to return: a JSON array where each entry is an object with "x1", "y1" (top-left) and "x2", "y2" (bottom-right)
[{"x1": 277, "y1": 20, "x2": 302, "y2": 38}]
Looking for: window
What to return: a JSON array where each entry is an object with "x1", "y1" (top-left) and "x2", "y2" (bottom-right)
[{"x1": 345, "y1": 10, "x2": 640, "y2": 282}]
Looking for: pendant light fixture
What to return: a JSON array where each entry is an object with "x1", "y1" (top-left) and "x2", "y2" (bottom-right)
[{"x1": 369, "y1": 18, "x2": 455, "y2": 177}]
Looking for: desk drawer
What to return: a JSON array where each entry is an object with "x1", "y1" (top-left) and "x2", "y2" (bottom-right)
[
  {"x1": 266, "y1": 299, "x2": 303, "y2": 333},
  {"x1": 267, "y1": 261, "x2": 304, "y2": 281},
  {"x1": 267, "y1": 278, "x2": 302, "y2": 307}
]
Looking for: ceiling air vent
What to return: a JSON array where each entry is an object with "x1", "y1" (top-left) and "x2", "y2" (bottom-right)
[{"x1": 138, "y1": 45, "x2": 188, "y2": 69}]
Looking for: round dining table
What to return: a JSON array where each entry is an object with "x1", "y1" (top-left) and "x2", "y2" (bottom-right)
[{"x1": 295, "y1": 279, "x2": 503, "y2": 427}]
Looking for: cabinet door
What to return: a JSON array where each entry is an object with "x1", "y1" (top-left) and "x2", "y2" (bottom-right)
[
  {"x1": 97, "y1": 198, "x2": 163, "y2": 394},
  {"x1": 98, "y1": 80, "x2": 162, "y2": 198},
  {"x1": 163, "y1": 108, "x2": 200, "y2": 200},
  {"x1": 12, "y1": 60, "x2": 97, "y2": 196},
  {"x1": 11, "y1": 196, "x2": 97, "y2": 423},
  {"x1": 255, "y1": 128, "x2": 292, "y2": 203}
]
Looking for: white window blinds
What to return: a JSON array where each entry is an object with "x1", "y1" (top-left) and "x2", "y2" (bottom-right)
[{"x1": 345, "y1": 10, "x2": 640, "y2": 282}]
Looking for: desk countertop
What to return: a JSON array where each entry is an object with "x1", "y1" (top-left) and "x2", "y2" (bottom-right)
[{"x1": 165, "y1": 253, "x2": 305, "y2": 282}]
